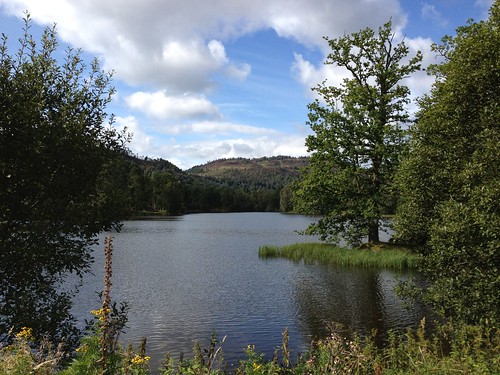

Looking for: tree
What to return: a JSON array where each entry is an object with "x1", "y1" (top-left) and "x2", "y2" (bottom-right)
[
  {"x1": 293, "y1": 21, "x2": 421, "y2": 245},
  {"x1": 0, "y1": 16, "x2": 127, "y2": 345},
  {"x1": 395, "y1": 2, "x2": 500, "y2": 324}
]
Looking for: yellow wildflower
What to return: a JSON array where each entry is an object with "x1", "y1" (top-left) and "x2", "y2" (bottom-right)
[
  {"x1": 90, "y1": 307, "x2": 111, "y2": 317},
  {"x1": 131, "y1": 355, "x2": 151, "y2": 365},
  {"x1": 75, "y1": 344, "x2": 87, "y2": 353},
  {"x1": 15, "y1": 327, "x2": 33, "y2": 340}
]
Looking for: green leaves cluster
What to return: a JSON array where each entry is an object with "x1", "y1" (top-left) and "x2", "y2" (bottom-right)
[
  {"x1": 395, "y1": 3, "x2": 500, "y2": 324},
  {"x1": 0, "y1": 15, "x2": 127, "y2": 345},
  {"x1": 293, "y1": 21, "x2": 421, "y2": 244},
  {"x1": 294, "y1": 2, "x2": 499, "y2": 325}
]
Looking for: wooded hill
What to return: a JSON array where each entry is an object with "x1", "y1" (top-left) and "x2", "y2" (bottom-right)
[
  {"x1": 105, "y1": 154, "x2": 308, "y2": 215},
  {"x1": 186, "y1": 156, "x2": 309, "y2": 189}
]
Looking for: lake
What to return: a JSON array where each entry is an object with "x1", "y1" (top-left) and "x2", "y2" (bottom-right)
[{"x1": 71, "y1": 212, "x2": 427, "y2": 371}]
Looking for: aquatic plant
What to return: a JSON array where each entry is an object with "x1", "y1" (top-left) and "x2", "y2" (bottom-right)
[{"x1": 259, "y1": 243, "x2": 418, "y2": 270}]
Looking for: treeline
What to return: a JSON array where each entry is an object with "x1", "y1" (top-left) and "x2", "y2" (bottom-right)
[{"x1": 98, "y1": 154, "x2": 286, "y2": 215}]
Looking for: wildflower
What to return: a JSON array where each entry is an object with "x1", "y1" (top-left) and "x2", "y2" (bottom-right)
[
  {"x1": 253, "y1": 362, "x2": 262, "y2": 370},
  {"x1": 131, "y1": 355, "x2": 151, "y2": 365},
  {"x1": 15, "y1": 327, "x2": 33, "y2": 340},
  {"x1": 75, "y1": 345, "x2": 87, "y2": 353},
  {"x1": 90, "y1": 307, "x2": 110, "y2": 316}
]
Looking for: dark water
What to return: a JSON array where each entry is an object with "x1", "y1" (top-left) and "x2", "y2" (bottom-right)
[{"x1": 71, "y1": 212, "x2": 426, "y2": 371}]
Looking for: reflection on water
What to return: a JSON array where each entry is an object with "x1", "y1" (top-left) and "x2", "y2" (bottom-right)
[
  {"x1": 71, "y1": 213, "x2": 427, "y2": 372},
  {"x1": 290, "y1": 263, "x2": 423, "y2": 342}
]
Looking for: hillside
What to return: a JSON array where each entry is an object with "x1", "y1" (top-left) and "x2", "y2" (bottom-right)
[{"x1": 186, "y1": 156, "x2": 309, "y2": 190}]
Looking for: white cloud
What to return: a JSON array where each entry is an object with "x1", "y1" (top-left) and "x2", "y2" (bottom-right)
[
  {"x1": 114, "y1": 115, "x2": 153, "y2": 156},
  {"x1": 125, "y1": 91, "x2": 221, "y2": 120},
  {"x1": 131, "y1": 133, "x2": 308, "y2": 170},
  {"x1": 225, "y1": 63, "x2": 251, "y2": 80},
  {"x1": 291, "y1": 52, "x2": 351, "y2": 98},
  {"x1": 163, "y1": 121, "x2": 279, "y2": 136},
  {"x1": 207, "y1": 40, "x2": 228, "y2": 65},
  {"x1": 267, "y1": 0, "x2": 406, "y2": 52},
  {"x1": 421, "y1": 3, "x2": 448, "y2": 27},
  {"x1": 405, "y1": 36, "x2": 439, "y2": 95},
  {"x1": 291, "y1": 53, "x2": 318, "y2": 88},
  {"x1": 1, "y1": 0, "x2": 440, "y2": 167},
  {"x1": 114, "y1": 115, "x2": 307, "y2": 169},
  {"x1": 0, "y1": 0, "x2": 408, "y2": 93}
]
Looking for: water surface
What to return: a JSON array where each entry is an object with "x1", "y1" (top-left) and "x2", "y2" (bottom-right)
[{"x1": 72, "y1": 213, "x2": 426, "y2": 371}]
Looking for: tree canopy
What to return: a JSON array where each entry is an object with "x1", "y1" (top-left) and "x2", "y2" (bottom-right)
[
  {"x1": 293, "y1": 21, "x2": 421, "y2": 245},
  {"x1": 395, "y1": 2, "x2": 500, "y2": 324},
  {"x1": 0, "y1": 16, "x2": 127, "y2": 345}
]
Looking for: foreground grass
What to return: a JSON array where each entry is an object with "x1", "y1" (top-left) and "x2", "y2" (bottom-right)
[
  {"x1": 1, "y1": 320, "x2": 498, "y2": 374},
  {"x1": 259, "y1": 242, "x2": 418, "y2": 270}
]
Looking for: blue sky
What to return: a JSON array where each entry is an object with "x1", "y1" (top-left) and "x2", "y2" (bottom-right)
[{"x1": 0, "y1": 0, "x2": 494, "y2": 169}]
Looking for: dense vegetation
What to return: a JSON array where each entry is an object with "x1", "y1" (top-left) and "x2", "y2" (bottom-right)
[
  {"x1": 2, "y1": 316, "x2": 499, "y2": 374},
  {"x1": 188, "y1": 156, "x2": 308, "y2": 190},
  {"x1": 394, "y1": 2, "x2": 500, "y2": 324},
  {"x1": 0, "y1": 15, "x2": 127, "y2": 347}
]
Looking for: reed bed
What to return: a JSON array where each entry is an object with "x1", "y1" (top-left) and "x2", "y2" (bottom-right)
[{"x1": 259, "y1": 242, "x2": 418, "y2": 270}]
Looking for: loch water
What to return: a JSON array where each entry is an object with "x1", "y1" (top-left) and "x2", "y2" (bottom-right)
[{"x1": 71, "y1": 212, "x2": 427, "y2": 371}]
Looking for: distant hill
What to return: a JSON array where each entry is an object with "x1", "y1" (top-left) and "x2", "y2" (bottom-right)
[{"x1": 186, "y1": 156, "x2": 309, "y2": 190}]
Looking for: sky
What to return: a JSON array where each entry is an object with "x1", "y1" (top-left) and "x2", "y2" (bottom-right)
[{"x1": 0, "y1": 0, "x2": 494, "y2": 169}]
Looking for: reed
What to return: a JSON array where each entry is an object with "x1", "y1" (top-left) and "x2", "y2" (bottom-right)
[{"x1": 259, "y1": 242, "x2": 418, "y2": 269}]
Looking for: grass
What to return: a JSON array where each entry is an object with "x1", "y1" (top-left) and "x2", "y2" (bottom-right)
[
  {"x1": 259, "y1": 242, "x2": 418, "y2": 270},
  {"x1": 2, "y1": 319, "x2": 498, "y2": 374}
]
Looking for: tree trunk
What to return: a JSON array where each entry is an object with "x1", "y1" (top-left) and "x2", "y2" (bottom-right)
[{"x1": 368, "y1": 219, "x2": 380, "y2": 243}]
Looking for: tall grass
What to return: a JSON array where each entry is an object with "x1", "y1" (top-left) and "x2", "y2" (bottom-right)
[
  {"x1": 2, "y1": 319, "x2": 498, "y2": 374},
  {"x1": 259, "y1": 242, "x2": 418, "y2": 269}
]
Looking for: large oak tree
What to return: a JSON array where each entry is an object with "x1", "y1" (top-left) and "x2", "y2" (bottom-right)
[{"x1": 293, "y1": 21, "x2": 421, "y2": 245}]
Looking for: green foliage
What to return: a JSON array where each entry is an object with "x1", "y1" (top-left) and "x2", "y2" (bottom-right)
[
  {"x1": 395, "y1": 2, "x2": 500, "y2": 324},
  {"x1": 187, "y1": 156, "x2": 307, "y2": 191},
  {"x1": 60, "y1": 307, "x2": 134, "y2": 375},
  {"x1": 162, "y1": 332, "x2": 226, "y2": 375},
  {"x1": 0, "y1": 327, "x2": 63, "y2": 375},
  {"x1": 259, "y1": 243, "x2": 417, "y2": 269},
  {"x1": 2, "y1": 320, "x2": 498, "y2": 375},
  {"x1": 0, "y1": 15, "x2": 127, "y2": 346},
  {"x1": 293, "y1": 21, "x2": 421, "y2": 245}
]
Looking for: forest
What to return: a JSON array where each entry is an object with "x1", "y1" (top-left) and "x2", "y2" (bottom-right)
[{"x1": 99, "y1": 154, "x2": 307, "y2": 215}]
